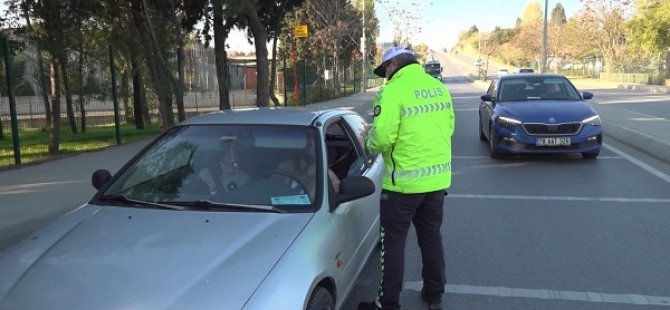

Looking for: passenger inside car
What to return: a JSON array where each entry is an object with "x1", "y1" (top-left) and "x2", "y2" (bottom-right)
[
  {"x1": 542, "y1": 83, "x2": 563, "y2": 99},
  {"x1": 275, "y1": 132, "x2": 340, "y2": 200},
  {"x1": 184, "y1": 138, "x2": 250, "y2": 195},
  {"x1": 500, "y1": 82, "x2": 528, "y2": 101}
]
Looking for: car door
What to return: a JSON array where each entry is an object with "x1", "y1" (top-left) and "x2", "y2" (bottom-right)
[
  {"x1": 480, "y1": 78, "x2": 498, "y2": 138},
  {"x1": 324, "y1": 115, "x2": 382, "y2": 290}
]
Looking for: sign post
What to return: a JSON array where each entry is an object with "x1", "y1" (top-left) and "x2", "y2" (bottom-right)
[{"x1": 293, "y1": 25, "x2": 308, "y2": 106}]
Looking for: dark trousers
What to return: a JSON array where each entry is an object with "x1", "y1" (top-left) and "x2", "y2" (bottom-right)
[{"x1": 377, "y1": 189, "x2": 446, "y2": 309}]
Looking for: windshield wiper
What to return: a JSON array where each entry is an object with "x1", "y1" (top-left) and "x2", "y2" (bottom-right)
[
  {"x1": 166, "y1": 200, "x2": 285, "y2": 213},
  {"x1": 95, "y1": 194, "x2": 185, "y2": 211}
]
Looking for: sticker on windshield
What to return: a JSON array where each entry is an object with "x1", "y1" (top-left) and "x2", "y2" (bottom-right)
[{"x1": 271, "y1": 195, "x2": 311, "y2": 205}]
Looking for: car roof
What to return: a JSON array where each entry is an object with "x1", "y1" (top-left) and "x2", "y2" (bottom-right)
[
  {"x1": 179, "y1": 107, "x2": 353, "y2": 126},
  {"x1": 498, "y1": 73, "x2": 565, "y2": 80},
  {"x1": 424, "y1": 60, "x2": 440, "y2": 64}
]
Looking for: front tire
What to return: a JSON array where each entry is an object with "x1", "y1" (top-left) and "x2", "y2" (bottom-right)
[
  {"x1": 479, "y1": 120, "x2": 486, "y2": 141},
  {"x1": 489, "y1": 127, "x2": 502, "y2": 159},
  {"x1": 306, "y1": 287, "x2": 335, "y2": 310},
  {"x1": 582, "y1": 152, "x2": 599, "y2": 159}
]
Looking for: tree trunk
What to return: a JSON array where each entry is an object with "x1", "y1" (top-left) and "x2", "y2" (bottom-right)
[
  {"x1": 35, "y1": 43, "x2": 52, "y2": 132},
  {"x1": 133, "y1": 0, "x2": 174, "y2": 130},
  {"x1": 176, "y1": 45, "x2": 186, "y2": 121},
  {"x1": 49, "y1": 58, "x2": 61, "y2": 155},
  {"x1": 24, "y1": 4, "x2": 51, "y2": 131},
  {"x1": 269, "y1": 35, "x2": 280, "y2": 106},
  {"x1": 77, "y1": 40, "x2": 86, "y2": 132},
  {"x1": 213, "y1": 1, "x2": 231, "y2": 110},
  {"x1": 59, "y1": 53, "x2": 78, "y2": 134},
  {"x1": 131, "y1": 50, "x2": 145, "y2": 129},
  {"x1": 120, "y1": 70, "x2": 131, "y2": 123},
  {"x1": 244, "y1": 9, "x2": 270, "y2": 107},
  {"x1": 145, "y1": 53, "x2": 173, "y2": 130},
  {"x1": 333, "y1": 42, "x2": 339, "y2": 95}
]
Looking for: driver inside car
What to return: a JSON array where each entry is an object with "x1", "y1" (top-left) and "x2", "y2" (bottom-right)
[{"x1": 276, "y1": 133, "x2": 340, "y2": 200}]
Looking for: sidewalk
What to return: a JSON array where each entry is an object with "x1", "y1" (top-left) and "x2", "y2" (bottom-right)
[{"x1": 0, "y1": 90, "x2": 379, "y2": 253}]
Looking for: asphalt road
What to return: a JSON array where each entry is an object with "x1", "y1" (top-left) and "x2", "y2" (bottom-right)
[
  {"x1": 2, "y1": 53, "x2": 669, "y2": 310},
  {"x1": 340, "y1": 54, "x2": 670, "y2": 309}
]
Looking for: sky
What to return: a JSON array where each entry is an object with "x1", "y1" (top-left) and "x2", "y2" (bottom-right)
[{"x1": 227, "y1": 0, "x2": 583, "y2": 53}]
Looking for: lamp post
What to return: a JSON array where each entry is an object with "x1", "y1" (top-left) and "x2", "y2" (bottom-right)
[
  {"x1": 541, "y1": 0, "x2": 549, "y2": 73},
  {"x1": 362, "y1": 0, "x2": 367, "y2": 92}
]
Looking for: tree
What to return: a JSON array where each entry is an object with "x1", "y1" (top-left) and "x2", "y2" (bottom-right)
[
  {"x1": 413, "y1": 43, "x2": 429, "y2": 63},
  {"x1": 551, "y1": 2, "x2": 567, "y2": 26},
  {"x1": 303, "y1": 0, "x2": 362, "y2": 95},
  {"x1": 520, "y1": 0, "x2": 543, "y2": 26},
  {"x1": 548, "y1": 3, "x2": 568, "y2": 71},
  {"x1": 579, "y1": 0, "x2": 633, "y2": 72},
  {"x1": 626, "y1": 0, "x2": 670, "y2": 54},
  {"x1": 512, "y1": 19, "x2": 543, "y2": 68},
  {"x1": 256, "y1": 0, "x2": 305, "y2": 107},
  {"x1": 562, "y1": 16, "x2": 596, "y2": 69},
  {"x1": 238, "y1": 0, "x2": 271, "y2": 107}
]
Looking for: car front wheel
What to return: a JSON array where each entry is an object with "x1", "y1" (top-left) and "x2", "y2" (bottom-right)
[
  {"x1": 489, "y1": 127, "x2": 502, "y2": 159},
  {"x1": 479, "y1": 118, "x2": 486, "y2": 141},
  {"x1": 306, "y1": 287, "x2": 335, "y2": 310},
  {"x1": 582, "y1": 152, "x2": 599, "y2": 159}
]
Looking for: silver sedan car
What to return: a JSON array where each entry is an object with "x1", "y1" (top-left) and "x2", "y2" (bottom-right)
[{"x1": 0, "y1": 108, "x2": 383, "y2": 310}]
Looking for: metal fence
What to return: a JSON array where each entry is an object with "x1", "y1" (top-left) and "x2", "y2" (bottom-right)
[{"x1": 0, "y1": 37, "x2": 378, "y2": 169}]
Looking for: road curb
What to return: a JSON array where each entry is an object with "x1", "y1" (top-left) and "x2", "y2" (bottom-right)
[
  {"x1": 602, "y1": 121, "x2": 670, "y2": 165},
  {"x1": 617, "y1": 84, "x2": 670, "y2": 94}
]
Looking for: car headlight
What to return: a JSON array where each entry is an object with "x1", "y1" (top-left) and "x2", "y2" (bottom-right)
[
  {"x1": 582, "y1": 115, "x2": 601, "y2": 126},
  {"x1": 497, "y1": 116, "x2": 522, "y2": 127}
]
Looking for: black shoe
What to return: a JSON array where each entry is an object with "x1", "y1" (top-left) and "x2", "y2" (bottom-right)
[
  {"x1": 421, "y1": 288, "x2": 442, "y2": 310},
  {"x1": 358, "y1": 300, "x2": 382, "y2": 310}
]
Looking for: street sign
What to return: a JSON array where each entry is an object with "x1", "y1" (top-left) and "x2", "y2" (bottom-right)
[{"x1": 294, "y1": 25, "x2": 308, "y2": 38}]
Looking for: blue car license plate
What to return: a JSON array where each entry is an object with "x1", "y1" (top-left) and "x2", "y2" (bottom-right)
[{"x1": 536, "y1": 137, "x2": 571, "y2": 146}]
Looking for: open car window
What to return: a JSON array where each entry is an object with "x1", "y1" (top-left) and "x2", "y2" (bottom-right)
[{"x1": 102, "y1": 125, "x2": 322, "y2": 212}]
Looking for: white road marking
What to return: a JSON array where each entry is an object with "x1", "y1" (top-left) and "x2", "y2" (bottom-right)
[
  {"x1": 604, "y1": 143, "x2": 670, "y2": 184},
  {"x1": 0, "y1": 181, "x2": 84, "y2": 195},
  {"x1": 404, "y1": 281, "x2": 670, "y2": 307},
  {"x1": 447, "y1": 193, "x2": 670, "y2": 204},
  {"x1": 452, "y1": 155, "x2": 621, "y2": 159}
]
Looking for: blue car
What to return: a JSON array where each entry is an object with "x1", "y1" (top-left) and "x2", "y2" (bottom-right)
[{"x1": 479, "y1": 74, "x2": 602, "y2": 159}]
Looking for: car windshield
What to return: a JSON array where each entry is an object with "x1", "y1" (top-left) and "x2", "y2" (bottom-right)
[
  {"x1": 498, "y1": 77, "x2": 581, "y2": 102},
  {"x1": 101, "y1": 125, "x2": 321, "y2": 212}
]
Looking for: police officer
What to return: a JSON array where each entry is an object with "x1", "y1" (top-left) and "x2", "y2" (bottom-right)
[{"x1": 359, "y1": 47, "x2": 455, "y2": 310}]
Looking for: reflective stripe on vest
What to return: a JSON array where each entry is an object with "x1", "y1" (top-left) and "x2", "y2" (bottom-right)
[
  {"x1": 385, "y1": 162, "x2": 451, "y2": 180},
  {"x1": 401, "y1": 101, "x2": 452, "y2": 118}
]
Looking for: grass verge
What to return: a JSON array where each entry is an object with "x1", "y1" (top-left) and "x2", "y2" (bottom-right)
[{"x1": 0, "y1": 123, "x2": 160, "y2": 169}]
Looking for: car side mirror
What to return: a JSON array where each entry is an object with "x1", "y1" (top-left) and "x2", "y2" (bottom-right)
[
  {"x1": 480, "y1": 94, "x2": 494, "y2": 102},
  {"x1": 92, "y1": 169, "x2": 112, "y2": 190},
  {"x1": 336, "y1": 176, "x2": 375, "y2": 205},
  {"x1": 582, "y1": 91, "x2": 593, "y2": 100},
  {"x1": 440, "y1": 67, "x2": 444, "y2": 72}
]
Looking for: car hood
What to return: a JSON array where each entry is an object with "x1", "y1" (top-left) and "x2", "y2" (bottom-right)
[
  {"x1": 0, "y1": 204, "x2": 313, "y2": 309},
  {"x1": 497, "y1": 100, "x2": 595, "y2": 123}
]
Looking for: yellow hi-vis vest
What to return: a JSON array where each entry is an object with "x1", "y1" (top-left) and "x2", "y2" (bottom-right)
[{"x1": 366, "y1": 63, "x2": 455, "y2": 193}]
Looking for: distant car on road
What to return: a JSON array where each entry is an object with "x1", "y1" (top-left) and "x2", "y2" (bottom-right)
[
  {"x1": 423, "y1": 60, "x2": 443, "y2": 81},
  {"x1": 516, "y1": 68, "x2": 535, "y2": 74},
  {"x1": 497, "y1": 69, "x2": 509, "y2": 76},
  {"x1": 0, "y1": 108, "x2": 384, "y2": 310},
  {"x1": 479, "y1": 74, "x2": 602, "y2": 159}
]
